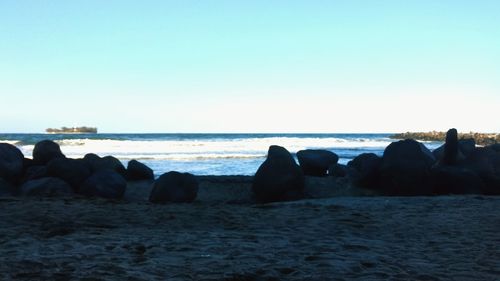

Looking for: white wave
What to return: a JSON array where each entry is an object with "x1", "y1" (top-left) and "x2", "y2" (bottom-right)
[
  {"x1": 16, "y1": 136, "x2": 393, "y2": 161},
  {"x1": 0, "y1": 140, "x2": 21, "y2": 145}
]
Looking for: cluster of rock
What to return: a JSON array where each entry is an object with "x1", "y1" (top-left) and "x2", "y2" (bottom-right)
[
  {"x1": 0, "y1": 140, "x2": 198, "y2": 203},
  {"x1": 252, "y1": 128, "x2": 500, "y2": 202},
  {"x1": 1, "y1": 128, "x2": 499, "y2": 204},
  {"x1": 391, "y1": 131, "x2": 500, "y2": 146}
]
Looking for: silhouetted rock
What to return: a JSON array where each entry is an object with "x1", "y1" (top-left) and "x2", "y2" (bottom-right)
[
  {"x1": 126, "y1": 160, "x2": 154, "y2": 181},
  {"x1": 21, "y1": 165, "x2": 48, "y2": 183},
  {"x1": 458, "y1": 138, "x2": 476, "y2": 158},
  {"x1": 149, "y1": 171, "x2": 198, "y2": 203},
  {"x1": 252, "y1": 145, "x2": 305, "y2": 202},
  {"x1": 379, "y1": 139, "x2": 435, "y2": 195},
  {"x1": 0, "y1": 143, "x2": 24, "y2": 183},
  {"x1": 487, "y1": 143, "x2": 500, "y2": 153},
  {"x1": 431, "y1": 166, "x2": 483, "y2": 195},
  {"x1": 297, "y1": 149, "x2": 339, "y2": 176},
  {"x1": 20, "y1": 177, "x2": 73, "y2": 197},
  {"x1": 461, "y1": 147, "x2": 500, "y2": 194},
  {"x1": 347, "y1": 153, "x2": 382, "y2": 189},
  {"x1": 33, "y1": 140, "x2": 65, "y2": 165},
  {"x1": 442, "y1": 128, "x2": 459, "y2": 165},
  {"x1": 47, "y1": 158, "x2": 91, "y2": 189},
  {"x1": 80, "y1": 170, "x2": 127, "y2": 199},
  {"x1": 86, "y1": 155, "x2": 126, "y2": 176},
  {"x1": 0, "y1": 178, "x2": 15, "y2": 196},
  {"x1": 328, "y1": 163, "x2": 347, "y2": 177}
]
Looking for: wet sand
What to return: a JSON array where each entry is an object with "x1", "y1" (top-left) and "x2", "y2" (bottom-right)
[{"x1": 0, "y1": 195, "x2": 499, "y2": 280}]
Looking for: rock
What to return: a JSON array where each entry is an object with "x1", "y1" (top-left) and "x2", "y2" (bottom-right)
[
  {"x1": 379, "y1": 139, "x2": 435, "y2": 195},
  {"x1": 442, "y1": 128, "x2": 459, "y2": 165},
  {"x1": 252, "y1": 145, "x2": 305, "y2": 202},
  {"x1": 0, "y1": 178, "x2": 15, "y2": 196},
  {"x1": 47, "y1": 158, "x2": 92, "y2": 189},
  {"x1": 297, "y1": 149, "x2": 339, "y2": 176},
  {"x1": 328, "y1": 163, "x2": 347, "y2": 177},
  {"x1": 80, "y1": 170, "x2": 127, "y2": 199},
  {"x1": 20, "y1": 177, "x2": 73, "y2": 197},
  {"x1": 0, "y1": 143, "x2": 24, "y2": 182},
  {"x1": 21, "y1": 165, "x2": 48, "y2": 183},
  {"x1": 126, "y1": 160, "x2": 154, "y2": 181},
  {"x1": 86, "y1": 155, "x2": 126, "y2": 176},
  {"x1": 486, "y1": 143, "x2": 500, "y2": 153},
  {"x1": 347, "y1": 153, "x2": 382, "y2": 189},
  {"x1": 459, "y1": 138, "x2": 476, "y2": 158},
  {"x1": 431, "y1": 166, "x2": 484, "y2": 195},
  {"x1": 33, "y1": 140, "x2": 65, "y2": 165},
  {"x1": 149, "y1": 171, "x2": 199, "y2": 203},
  {"x1": 461, "y1": 147, "x2": 500, "y2": 194}
]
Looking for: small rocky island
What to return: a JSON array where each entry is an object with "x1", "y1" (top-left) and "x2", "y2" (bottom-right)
[{"x1": 45, "y1": 126, "x2": 97, "y2": 134}]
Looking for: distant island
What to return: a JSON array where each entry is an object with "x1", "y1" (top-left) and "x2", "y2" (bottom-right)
[
  {"x1": 390, "y1": 131, "x2": 499, "y2": 146},
  {"x1": 45, "y1": 126, "x2": 98, "y2": 134}
]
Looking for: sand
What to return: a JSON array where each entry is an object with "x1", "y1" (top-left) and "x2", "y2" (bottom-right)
[{"x1": 0, "y1": 194, "x2": 499, "y2": 280}]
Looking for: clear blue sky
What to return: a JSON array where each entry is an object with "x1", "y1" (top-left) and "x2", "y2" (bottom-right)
[{"x1": 1, "y1": 0, "x2": 499, "y2": 133}]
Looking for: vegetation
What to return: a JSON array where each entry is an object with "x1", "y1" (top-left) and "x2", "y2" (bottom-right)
[
  {"x1": 46, "y1": 126, "x2": 98, "y2": 134},
  {"x1": 390, "y1": 131, "x2": 499, "y2": 146}
]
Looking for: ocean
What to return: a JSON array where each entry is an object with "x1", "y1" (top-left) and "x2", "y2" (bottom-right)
[{"x1": 0, "y1": 133, "x2": 442, "y2": 176}]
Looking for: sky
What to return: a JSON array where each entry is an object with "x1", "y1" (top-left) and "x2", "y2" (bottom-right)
[{"x1": 0, "y1": 0, "x2": 499, "y2": 133}]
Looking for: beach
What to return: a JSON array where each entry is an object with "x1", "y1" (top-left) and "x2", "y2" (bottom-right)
[{"x1": 1, "y1": 195, "x2": 498, "y2": 280}]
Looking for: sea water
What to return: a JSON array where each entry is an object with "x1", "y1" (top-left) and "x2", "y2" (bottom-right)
[{"x1": 0, "y1": 133, "x2": 442, "y2": 176}]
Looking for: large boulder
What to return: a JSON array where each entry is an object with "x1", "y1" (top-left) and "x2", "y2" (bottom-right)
[
  {"x1": 47, "y1": 158, "x2": 91, "y2": 189},
  {"x1": 21, "y1": 165, "x2": 48, "y2": 183},
  {"x1": 84, "y1": 154, "x2": 126, "y2": 176},
  {"x1": 379, "y1": 139, "x2": 436, "y2": 195},
  {"x1": 252, "y1": 145, "x2": 305, "y2": 202},
  {"x1": 297, "y1": 149, "x2": 339, "y2": 176},
  {"x1": 149, "y1": 171, "x2": 199, "y2": 203},
  {"x1": 347, "y1": 153, "x2": 382, "y2": 189},
  {"x1": 126, "y1": 160, "x2": 154, "y2": 181},
  {"x1": 442, "y1": 128, "x2": 459, "y2": 165},
  {"x1": 431, "y1": 166, "x2": 484, "y2": 195},
  {"x1": 0, "y1": 178, "x2": 15, "y2": 196},
  {"x1": 32, "y1": 140, "x2": 65, "y2": 165},
  {"x1": 328, "y1": 163, "x2": 347, "y2": 177},
  {"x1": 80, "y1": 170, "x2": 127, "y2": 199},
  {"x1": 433, "y1": 138, "x2": 475, "y2": 164},
  {"x1": 20, "y1": 177, "x2": 73, "y2": 197},
  {"x1": 461, "y1": 147, "x2": 500, "y2": 194},
  {"x1": 0, "y1": 143, "x2": 24, "y2": 182}
]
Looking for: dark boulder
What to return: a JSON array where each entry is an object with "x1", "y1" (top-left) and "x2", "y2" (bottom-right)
[
  {"x1": 442, "y1": 128, "x2": 459, "y2": 165},
  {"x1": 433, "y1": 138, "x2": 476, "y2": 164},
  {"x1": 461, "y1": 147, "x2": 500, "y2": 194},
  {"x1": 149, "y1": 171, "x2": 198, "y2": 203},
  {"x1": 20, "y1": 177, "x2": 73, "y2": 197},
  {"x1": 80, "y1": 170, "x2": 127, "y2": 199},
  {"x1": 347, "y1": 153, "x2": 382, "y2": 189},
  {"x1": 47, "y1": 158, "x2": 91, "y2": 189},
  {"x1": 328, "y1": 163, "x2": 347, "y2": 177},
  {"x1": 252, "y1": 145, "x2": 305, "y2": 202},
  {"x1": 379, "y1": 139, "x2": 435, "y2": 195},
  {"x1": 297, "y1": 149, "x2": 339, "y2": 176},
  {"x1": 486, "y1": 143, "x2": 500, "y2": 153},
  {"x1": 33, "y1": 140, "x2": 65, "y2": 165},
  {"x1": 0, "y1": 178, "x2": 15, "y2": 196},
  {"x1": 459, "y1": 138, "x2": 476, "y2": 158},
  {"x1": 431, "y1": 166, "x2": 483, "y2": 195},
  {"x1": 21, "y1": 165, "x2": 48, "y2": 183},
  {"x1": 85, "y1": 155, "x2": 126, "y2": 176},
  {"x1": 126, "y1": 160, "x2": 154, "y2": 181},
  {"x1": 0, "y1": 143, "x2": 24, "y2": 182}
]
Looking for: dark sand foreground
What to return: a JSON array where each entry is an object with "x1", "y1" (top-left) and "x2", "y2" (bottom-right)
[{"x1": 1, "y1": 195, "x2": 499, "y2": 280}]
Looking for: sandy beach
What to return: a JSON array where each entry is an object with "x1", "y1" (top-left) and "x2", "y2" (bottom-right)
[{"x1": 1, "y1": 195, "x2": 499, "y2": 281}]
